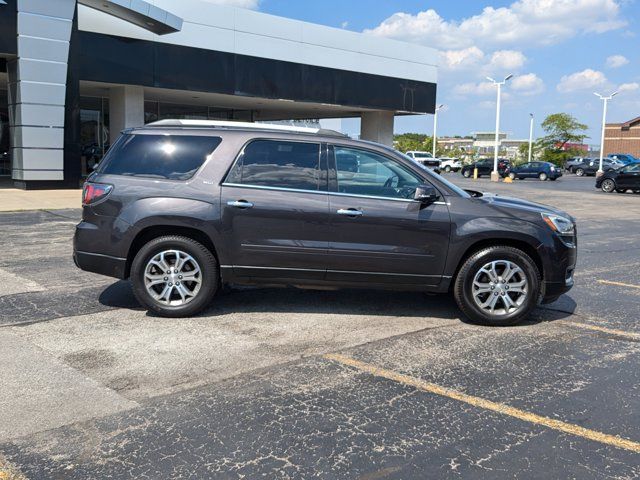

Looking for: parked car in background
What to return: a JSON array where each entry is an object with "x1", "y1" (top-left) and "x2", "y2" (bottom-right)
[
  {"x1": 565, "y1": 157, "x2": 589, "y2": 173},
  {"x1": 573, "y1": 158, "x2": 624, "y2": 176},
  {"x1": 596, "y1": 163, "x2": 640, "y2": 193},
  {"x1": 460, "y1": 159, "x2": 510, "y2": 178},
  {"x1": 74, "y1": 120, "x2": 577, "y2": 326},
  {"x1": 405, "y1": 151, "x2": 440, "y2": 169},
  {"x1": 507, "y1": 161, "x2": 562, "y2": 181},
  {"x1": 608, "y1": 153, "x2": 638, "y2": 164},
  {"x1": 439, "y1": 157, "x2": 462, "y2": 173}
]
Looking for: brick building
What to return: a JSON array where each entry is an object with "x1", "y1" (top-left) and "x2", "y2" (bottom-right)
[{"x1": 604, "y1": 116, "x2": 640, "y2": 157}]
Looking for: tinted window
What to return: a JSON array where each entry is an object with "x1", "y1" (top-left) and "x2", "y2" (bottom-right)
[
  {"x1": 228, "y1": 140, "x2": 322, "y2": 190},
  {"x1": 334, "y1": 146, "x2": 422, "y2": 199},
  {"x1": 99, "y1": 134, "x2": 221, "y2": 180},
  {"x1": 413, "y1": 152, "x2": 431, "y2": 158}
]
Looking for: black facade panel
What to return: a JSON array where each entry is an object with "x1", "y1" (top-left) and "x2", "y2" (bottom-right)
[
  {"x1": 0, "y1": 0, "x2": 17, "y2": 55},
  {"x1": 153, "y1": 43, "x2": 235, "y2": 94},
  {"x1": 78, "y1": 33, "x2": 155, "y2": 86},
  {"x1": 77, "y1": 31, "x2": 436, "y2": 114}
]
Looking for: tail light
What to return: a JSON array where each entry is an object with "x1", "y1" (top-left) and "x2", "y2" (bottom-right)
[{"x1": 82, "y1": 182, "x2": 113, "y2": 205}]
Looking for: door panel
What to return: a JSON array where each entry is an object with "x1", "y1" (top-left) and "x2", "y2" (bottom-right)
[
  {"x1": 221, "y1": 185, "x2": 329, "y2": 279},
  {"x1": 326, "y1": 195, "x2": 450, "y2": 284}
]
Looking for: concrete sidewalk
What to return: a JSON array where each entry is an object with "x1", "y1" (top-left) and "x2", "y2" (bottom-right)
[{"x1": 0, "y1": 188, "x2": 81, "y2": 212}]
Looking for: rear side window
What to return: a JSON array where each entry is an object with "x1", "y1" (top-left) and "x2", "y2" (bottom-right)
[
  {"x1": 226, "y1": 139, "x2": 322, "y2": 191},
  {"x1": 98, "y1": 134, "x2": 221, "y2": 180}
]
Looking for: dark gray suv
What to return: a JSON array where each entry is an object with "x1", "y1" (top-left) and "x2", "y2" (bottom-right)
[{"x1": 74, "y1": 120, "x2": 577, "y2": 326}]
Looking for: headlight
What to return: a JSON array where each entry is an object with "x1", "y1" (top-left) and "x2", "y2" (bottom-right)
[{"x1": 541, "y1": 213, "x2": 574, "y2": 234}]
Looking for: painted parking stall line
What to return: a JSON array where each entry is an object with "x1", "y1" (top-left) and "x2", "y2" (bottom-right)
[
  {"x1": 324, "y1": 353, "x2": 640, "y2": 454},
  {"x1": 564, "y1": 321, "x2": 640, "y2": 341},
  {"x1": 598, "y1": 279, "x2": 640, "y2": 290}
]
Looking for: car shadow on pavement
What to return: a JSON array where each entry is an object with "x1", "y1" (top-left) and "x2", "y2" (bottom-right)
[{"x1": 98, "y1": 280, "x2": 577, "y2": 325}]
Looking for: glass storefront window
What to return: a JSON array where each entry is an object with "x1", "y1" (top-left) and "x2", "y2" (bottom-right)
[{"x1": 80, "y1": 96, "x2": 109, "y2": 177}]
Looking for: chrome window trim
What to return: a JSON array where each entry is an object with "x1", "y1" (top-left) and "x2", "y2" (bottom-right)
[{"x1": 221, "y1": 182, "x2": 452, "y2": 205}]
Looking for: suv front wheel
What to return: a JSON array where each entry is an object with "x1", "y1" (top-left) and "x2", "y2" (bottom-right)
[
  {"x1": 454, "y1": 246, "x2": 541, "y2": 326},
  {"x1": 130, "y1": 235, "x2": 219, "y2": 317}
]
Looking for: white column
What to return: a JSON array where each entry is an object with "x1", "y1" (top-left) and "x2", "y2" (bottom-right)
[
  {"x1": 10, "y1": 0, "x2": 75, "y2": 182},
  {"x1": 360, "y1": 111, "x2": 394, "y2": 146},
  {"x1": 109, "y1": 86, "x2": 145, "y2": 144}
]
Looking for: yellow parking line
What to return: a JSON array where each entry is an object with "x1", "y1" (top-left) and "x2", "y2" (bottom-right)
[
  {"x1": 324, "y1": 353, "x2": 640, "y2": 453},
  {"x1": 564, "y1": 321, "x2": 640, "y2": 341},
  {"x1": 0, "y1": 455, "x2": 25, "y2": 480},
  {"x1": 598, "y1": 279, "x2": 640, "y2": 290}
]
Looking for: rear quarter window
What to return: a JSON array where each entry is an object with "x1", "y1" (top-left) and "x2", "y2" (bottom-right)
[{"x1": 98, "y1": 134, "x2": 222, "y2": 180}]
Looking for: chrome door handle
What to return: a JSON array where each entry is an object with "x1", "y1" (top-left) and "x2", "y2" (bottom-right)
[
  {"x1": 337, "y1": 208, "x2": 363, "y2": 217},
  {"x1": 227, "y1": 200, "x2": 254, "y2": 209}
]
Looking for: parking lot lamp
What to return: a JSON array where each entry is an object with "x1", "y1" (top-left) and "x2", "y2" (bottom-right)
[
  {"x1": 528, "y1": 113, "x2": 534, "y2": 163},
  {"x1": 594, "y1": 91, "x2": 618, "y2": 174},
  {"x1": 432, "y1": 104, "x2": 444, "y2": 159},
  {"x1": 487, "y1": 75, "x2": 513, "y2": 181}
]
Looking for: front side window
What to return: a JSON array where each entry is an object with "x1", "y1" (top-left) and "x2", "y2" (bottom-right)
[
  {"x1": 98, "y1": 134, "x2": 221, "y2": 180},
  {"x1": 333, "y1": 146, "x2": 422, "y2": 200},
  {"x1": 227, "y1": 140, "x2": 322, "y2": 191}
]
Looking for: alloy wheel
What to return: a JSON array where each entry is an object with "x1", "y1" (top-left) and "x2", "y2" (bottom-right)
[
  {"x1": 144, "y1": 250, "x2": 202, "y2": 306},
  {"x1": 472, "y1": 260, "x2": 528, "y2": 316},
  {"x1": 601, "y1": 179, "x2": 615, "y2": 193}
]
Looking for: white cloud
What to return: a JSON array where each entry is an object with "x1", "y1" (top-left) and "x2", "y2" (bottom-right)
[
  {"x1": 440, "y1": 46, "x2": 485, "y2": 70},
  {"x1": 453, "y1": 81, "x2": 497, "y2": 97},
  {"x1": 618, "y1": 82, "x2": 639, "y2": 93},
  {"x1": 606, "y1": 54, "x2": 629, "y2": 68},
  {"x1": 510, "y1": 73, "x2": 545, "y2": 95},
  {"x1": 489, "y1": 50, "x2": 526, "y2": 70},
  {"x1": 364, "y1": 0, "x2": 626, "y2": 50},
  {"x1": 199, "y1": 0, "x2": 260, "y2": 8},
  {"x1": 557, "y1": 69, "x2": 609, "y2": 92}
]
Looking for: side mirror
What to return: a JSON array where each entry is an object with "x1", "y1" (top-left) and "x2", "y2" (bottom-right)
[{"x1": 415, "y1": 184, "x2": 439, "y2": 204}]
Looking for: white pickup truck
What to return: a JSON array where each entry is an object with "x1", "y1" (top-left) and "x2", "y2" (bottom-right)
[
  {"x1": 405, "y1": 151, "x2": 440, "y2": 169},
  {"x1": 439, "y1": 157, "x2": 462, "y2": 173}
]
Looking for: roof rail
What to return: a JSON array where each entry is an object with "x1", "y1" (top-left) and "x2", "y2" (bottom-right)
[{"x1": 145, "y1": 119, "x2": 348, "y2": 138}]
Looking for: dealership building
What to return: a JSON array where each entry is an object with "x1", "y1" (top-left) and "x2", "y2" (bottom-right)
[{"x1": 0, "y1": 0, "x2": 438, "y2": 188}]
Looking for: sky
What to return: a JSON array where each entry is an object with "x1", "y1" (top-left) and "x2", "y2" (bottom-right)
[{"x1": 207, "y1": 0, "x2": 639, "y2": 144}]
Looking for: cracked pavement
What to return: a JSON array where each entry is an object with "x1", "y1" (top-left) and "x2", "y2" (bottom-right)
[{"x1": 0, "y1": 175, "x2": 639, "y2": 478}]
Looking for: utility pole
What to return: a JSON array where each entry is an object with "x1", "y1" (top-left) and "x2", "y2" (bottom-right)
[
  {"x1": 528, "y1": 113, "x2": 534, "y2": 163},
  {"x1": 594, "y1": 91, "x2": 618, "y2": 174},
  {"x1": 487, "y1": 75, "x2": 513, "y2": 181},
  {"x1": 432, "y1": 104, "x2": 444, "y2": 159}
]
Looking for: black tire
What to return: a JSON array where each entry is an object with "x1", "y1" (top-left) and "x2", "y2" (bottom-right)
[
  {"x1": 130, "y1": 235, "x2": 219, "y2": 317},
  {"x1": 462, "y1": 169, "x2": 471, "y2": 178},
  {"x1": 508, "y1": 172, "x2": 516, "y2": 180},
  {"x1": 539, "y1": 172, "x2": 548, "y2": 181},
  {"x1": 445, "y1": 165, "x2": 452, "y2": 173},
  {"x1": 550, "y1": 177, "x2": 557, "y2": 181},
  {"x1": 575, "y1": 168, "x2": 585, "y2": 177},
  {"x1": 616, "y1": 188, "x2": 626, "y2": 193},
  {"x1": 453, "y1": 246, "x2": 541, "y2": 326},
  {"x1": 601, "y1": 178, "x2": 616, "y2": 193}
]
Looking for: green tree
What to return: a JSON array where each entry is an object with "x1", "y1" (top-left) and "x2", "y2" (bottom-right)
[
  {"x1": 393, "y1": 133, "x2": 433, "y2": 154},
  {"x1": 538, "y1": 113, "x2": 589, "y2": 166}
]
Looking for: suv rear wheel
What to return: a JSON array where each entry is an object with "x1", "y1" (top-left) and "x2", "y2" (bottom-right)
[
  {"x1": 454, "y1": 246, "x2": 541, "y2": 326},
  {"x1": 131, "y1": 235, "x2": 219, "y2": 317}
]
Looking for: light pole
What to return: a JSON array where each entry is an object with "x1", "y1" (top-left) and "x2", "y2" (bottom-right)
[
  {"x1": 528, "y1": 113, "x2": 534, "y2": 163},
  {"x1": 432, "y1": 104, "x2": 444, "y2": 159},
  {"x1": 487, "y1": 74, "x2": 513, "y2": 181},
  {"x1": 594, "y1": 91, "x2": 618, "y2": 174}
]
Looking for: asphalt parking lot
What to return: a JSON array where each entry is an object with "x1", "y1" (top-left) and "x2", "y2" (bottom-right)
[{"x1": 1, "y1": 173, "x2": 639, "y2": 479}]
